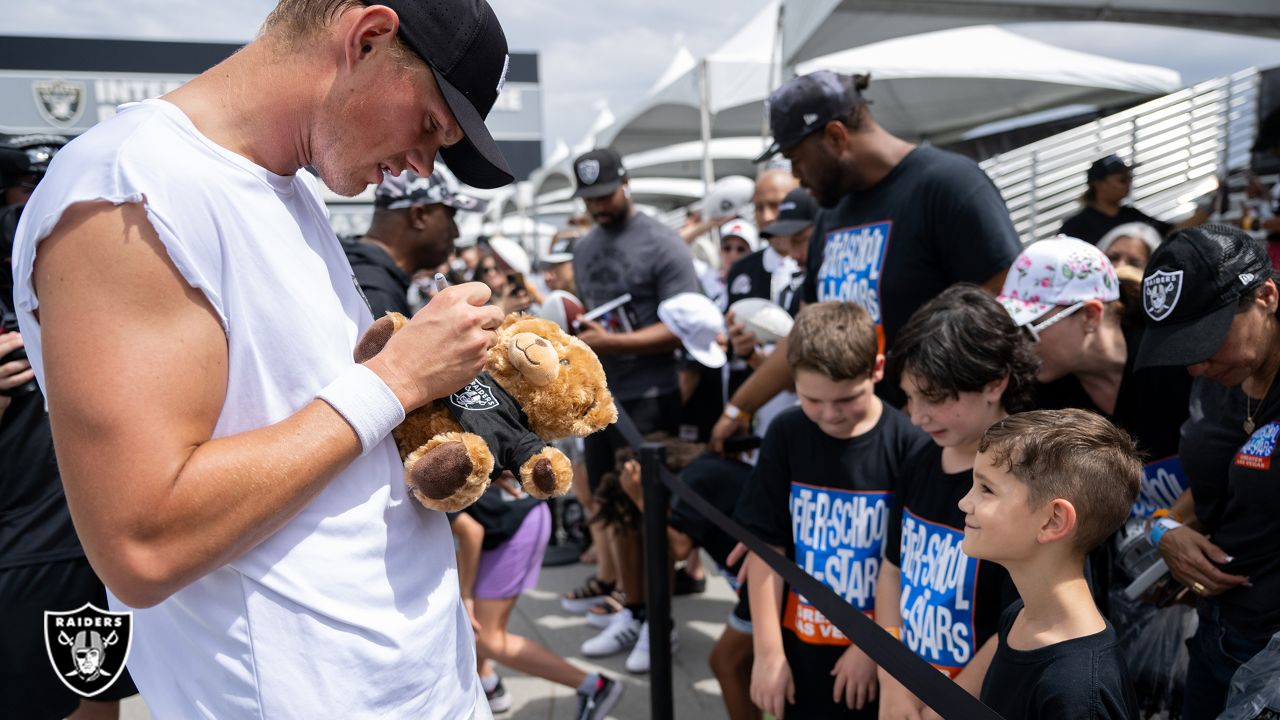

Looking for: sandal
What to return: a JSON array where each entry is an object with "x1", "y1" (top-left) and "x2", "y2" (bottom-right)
[
  {"x1": 585, "y1": 590, "x2": 627, "y2": 628},
  {"x1": 561, "y1": 576, "x2": 615, "y2": 613},
  {"x1": 673, "y1": 566, "x2": 706, "y2": 596}
]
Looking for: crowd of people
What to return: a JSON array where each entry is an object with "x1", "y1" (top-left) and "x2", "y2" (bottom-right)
[{"x1": 3, "y1": 1, "x2": 1280, "y2": 719}]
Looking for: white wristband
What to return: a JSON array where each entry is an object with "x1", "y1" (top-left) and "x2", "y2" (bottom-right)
[{"x1": 317, "y1": 364, "x2": 405, "y2": 455}]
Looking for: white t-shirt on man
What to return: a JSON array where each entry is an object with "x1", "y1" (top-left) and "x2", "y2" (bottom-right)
[{"x1": 10, "y1": 99, "x2": 488, "y2": 718}]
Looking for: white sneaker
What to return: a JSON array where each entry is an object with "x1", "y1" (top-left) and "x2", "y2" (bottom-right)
[
  {"x1": 580, "y1": 608, "x2": 641, "y2": 658},
  {"x1": 624, "y1": 620, "x2": 679, "y2": 674}
]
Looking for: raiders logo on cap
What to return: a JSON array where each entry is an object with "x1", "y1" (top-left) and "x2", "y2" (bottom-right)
[
  {"x1": 1143, "y1": 270, "x2": 1183, "y2": 322},
  {"x1": 577, "y1": 159, "x2": 601, "y2": 185}
]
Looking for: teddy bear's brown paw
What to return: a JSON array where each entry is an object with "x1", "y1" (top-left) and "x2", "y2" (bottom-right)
[
  {"x1": 404, "y1": 432, "x2": 496, "y2": 513},
  {"x1": 519, "y1": 446, "x2": 574, "y2": 500},
  {"x1": 411, "y1": 441, "x2": 472, "y2": 500},
  {"x1": 353, "y1": 312, "x2": 408, "y2": 363}
]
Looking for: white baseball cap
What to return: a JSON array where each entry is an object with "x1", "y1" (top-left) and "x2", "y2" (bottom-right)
[
  {"x1": 719, "y1": 218, "x2": 760, "y2": 253},
  {"x1": 657, "y1": 293, "x2": 727, "y2": 369},
  {"x1": 997, "y1": 236, "x2": 1120, "y2": 327},
  {"x1": 487, "y1": 236, "x2": 532, "y2": 276}
]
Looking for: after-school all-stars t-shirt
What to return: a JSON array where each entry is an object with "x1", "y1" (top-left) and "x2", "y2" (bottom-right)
[
  {"x1": 885, "y1": 443, "x2": 1018, "y2": 678},
  {"x1": 801, "y1": 146, "x2": 1021, "y2": 405},
  {"x1": 736, "y1": 404, "x2": 930, "y2": 717}
]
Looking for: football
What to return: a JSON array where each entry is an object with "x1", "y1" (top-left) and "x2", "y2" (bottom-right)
[
  {"x1": 537, "y1": 290, "x2": 586, "y2": 334},
  {"x1": 728, "y1": 297, "x2": 794, "y2": 344}
]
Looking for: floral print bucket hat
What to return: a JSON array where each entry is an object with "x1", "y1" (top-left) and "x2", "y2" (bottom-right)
[{"x1": 997, "y1": 235, "x2": 1120, "y2": 327}]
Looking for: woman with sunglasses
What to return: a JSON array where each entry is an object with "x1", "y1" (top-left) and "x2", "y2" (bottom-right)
[{"x1": 997, "y1": 236, "x2": 1196, "y2": 715}]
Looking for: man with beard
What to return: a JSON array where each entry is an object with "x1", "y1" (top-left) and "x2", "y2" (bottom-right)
[
  {"x1": 712, "y1": 70, "x2": 1021, "y2": 449},
  {"x1": 345, "y1": 166, "x2": 486, "y2": 316},
  {"x1": 563, "y1": 147, "x2": 700, "y2": 672}
]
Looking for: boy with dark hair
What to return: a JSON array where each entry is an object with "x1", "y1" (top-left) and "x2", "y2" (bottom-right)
[
  {"x1": 962, "y1": 409, "x2": 1142, "y2": 719},
  {"x1": 737, "y1": 302, "x2": 931, "y2": 719},
  {"x1": 877, "y1": 284, "x2": 1035, "y2": 718}
]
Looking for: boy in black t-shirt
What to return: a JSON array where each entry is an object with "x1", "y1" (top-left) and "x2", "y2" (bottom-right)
[
  {"x1": 877, "y1": 284, "x2": 1035, "y2": 717},
  {"x1": 737, "y1": 302, "x2": 930, "y2": 719},
  {"x1": 962, "y1": 410, "x2": 1142, "y2": 720}
]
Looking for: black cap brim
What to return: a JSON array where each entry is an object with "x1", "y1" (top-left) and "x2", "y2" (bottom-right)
[
  {"x1": 753, "y1": 139, "x2": 782, "y2": 164},
  {"x1": 573, "y1": 180, "x2": 621, "y2": 200},
  {"x1": 1134, "y1": 300, "x2": 1237, "y2": 370},
  {"x1": 434, "y1": 68, "x2": 514, "y2": 190},
  {"x1": 760, "y1": 219, "x2": 812, "y2": 238}
]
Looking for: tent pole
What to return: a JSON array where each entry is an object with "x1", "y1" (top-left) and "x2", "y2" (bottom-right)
[{"x1": 698, "y1": 58, "x2": 715, "y2": 194}]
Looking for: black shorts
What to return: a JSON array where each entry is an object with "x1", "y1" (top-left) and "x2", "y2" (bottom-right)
[
  {"x1": 0, "y1": 558, "x2": 139, "y2": 719},
  {"x1": 584, "y1": 391, "x2": 682, "y2": 491},
  {"x1": 668, "y1": 452, "x2": 752, "y2": 569}
]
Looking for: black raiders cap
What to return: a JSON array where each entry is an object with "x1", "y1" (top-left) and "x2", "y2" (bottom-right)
[
  {"x1": 572, "y1": 148, "x2": 627, "y2": 199},
  {"x1": 754, "y1": 70, "x2": 866, "y2": 164},
  {"x1": 760, "y1": 187, "x2": 817, "y2": 238},
  {"x1": 367, "y1": 0, "x2": 513, "y2": 189},
  {"x1": 1135, "y1": 224, "x2": 1272, "y2": 369},
  {"x1": 1086, "y1": 154, "x2": 1132, "y2": 182}
]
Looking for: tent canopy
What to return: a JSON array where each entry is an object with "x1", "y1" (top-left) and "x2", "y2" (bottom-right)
[
  {"x1": 795, "y1": 25, "x2": 1181, "y2": 142},
  {"x1": 598, "y1": 22, "x2": 1180, "y2": 158},
  {"x1": 783, "y1": 0, "x2": 1280, "y2": 67}
]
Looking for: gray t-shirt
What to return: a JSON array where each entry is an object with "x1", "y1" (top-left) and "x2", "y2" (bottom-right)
[{"x1": 573, "y1": 211, "x2": 700, "y2": 401}]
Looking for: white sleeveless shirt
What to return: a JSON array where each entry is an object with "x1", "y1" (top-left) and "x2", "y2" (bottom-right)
[{"x1": 11, "y1": 99, "x2": 487, "y2": 719}]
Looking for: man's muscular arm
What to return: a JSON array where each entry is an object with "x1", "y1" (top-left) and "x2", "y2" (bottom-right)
[{"x1": 34, "y1": 201, "x2": 500, "y2": 608}]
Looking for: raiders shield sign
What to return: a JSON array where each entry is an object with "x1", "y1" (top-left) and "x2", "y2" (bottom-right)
[
  {"x1": 450, "y1": 379, "x2": 499, "y2": 411},
  {"x1": 44, "y1": 603, "x2": 133, "y2": 697},
  {"x1": 1143, "y1": 269, "x2": 1183, "y2": 322},
  {"x1": 32, "y1": 79, "x2": 86, "y2": 129},
  {"x1": 576, "y1": 159, "x2": 600, "y2": 185}
]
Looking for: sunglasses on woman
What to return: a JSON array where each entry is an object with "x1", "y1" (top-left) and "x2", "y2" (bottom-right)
[{"x1": 1025, "y1": 301, "x2": 1085, "y2": 343}]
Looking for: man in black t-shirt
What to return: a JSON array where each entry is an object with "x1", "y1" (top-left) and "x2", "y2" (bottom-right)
[
  {"x1": 1058, "y1": 154, "x2": 1207, "y2": 245},
  {"x1": 343, "y1": 166, "x2": 487, "y2": 317},
  {"x1": 712, "y1": 70, "x2": 1021, "y2": 445}
]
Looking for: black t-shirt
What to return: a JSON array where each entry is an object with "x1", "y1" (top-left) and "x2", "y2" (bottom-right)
[
  {"x1": 0, "y1": 387, "x2": 84, "y2": 570},
  {"x1": 445, "y1": 373, "x2": 546, "y2": 481},
  {"x1": 884, "y1": 444, "x2": 1018, "y2": 678},
  {"x1": 801, "y1": 146, "x2": 1021, "y2": 406},
  {"x1": 735, "y1": 404, "x2": 930, "y2": 717},
  {"x1": 1034, "y1": 324, "x2": 1193, "y2": 520},
  {"x1": 342, "y1": 237, "x2": 411, "y2": 317},
  {"x1": 1179, "y1": 376, "x2": 1280, "y2": 639},
  {"x1": 981, "y1": 600, "x2": 1138, "y2": 719},
  {"x1": 1057, "y1": 206, "x2": 1173, "y2": 246}
]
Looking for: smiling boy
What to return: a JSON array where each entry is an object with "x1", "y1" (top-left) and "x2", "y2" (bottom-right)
[{"x1": 961, "y1": 409, "x2": 1142, "y2": 719}]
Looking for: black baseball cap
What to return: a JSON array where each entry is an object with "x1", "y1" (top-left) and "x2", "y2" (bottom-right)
[
  {"x1": 1135, "y1": 224, "x2": 1272, "y2": 369},
  {"x1": 754, "y1": 70, "x2": 865, "y2": 164},
  {"x1": 1086, "y1": 154, "x2": 1132, "y2": 182},
  {"x1": 760, "y1": 187, "x2": 817, "y2": 238},
  {"x1": 368, "y1": 0, "x2": 513, "y2": 189},
  {"x1": 0, "y1": 133, "x2": 67, "y2": 187},
  {"x1": 572, "y1": 148, "x2": 627, "y2": 199}
]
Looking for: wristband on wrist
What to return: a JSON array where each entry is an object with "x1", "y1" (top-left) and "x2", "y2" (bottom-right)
[
  {"x1": 1151, "y1": 508, "x2": 1184, "y2": 523},
  {"x1": 317, "y1": 363, "x2": 406, "y2": 455},
  {"x1": 723, "y1": 403, "x2": 752, "y2": 425},
  {"x1": 1149, "y1": 517, "x2": 1183, "y2": 548}
]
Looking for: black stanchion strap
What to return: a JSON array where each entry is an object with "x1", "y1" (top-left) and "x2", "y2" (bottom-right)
[{"x1": 612, "y1": 407, "x2": 1004, "y2": 720}]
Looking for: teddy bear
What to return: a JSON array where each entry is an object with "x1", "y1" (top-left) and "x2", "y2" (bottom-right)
[{"x1": 353, "y1": 313, "x2": 618, "y2": 513}]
